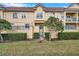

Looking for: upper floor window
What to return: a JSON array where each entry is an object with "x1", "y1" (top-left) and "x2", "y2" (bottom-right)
[
  {"x1": 21, "y1": 14, "x2": 26, "y2": 19},
  {"x1": 13, "y1": 12, "x2": 18, "y2": 19},
  {"x1": 36, "y1": 12, "x2": 43, "y2": 19}
]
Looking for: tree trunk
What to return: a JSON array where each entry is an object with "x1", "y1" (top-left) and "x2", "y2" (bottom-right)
[
  {"x1": 49, "y1": 29, "x2": 58, "y2": 41},
  {"x1": 49, "y1": 29, "x2": 52, "y2": 41},
  {"x1": 49, "y1": 31, "x2": 51, "y2": 41},
  {"x1": 0, "y1": 31, "x2": 4, "y2": 42}
]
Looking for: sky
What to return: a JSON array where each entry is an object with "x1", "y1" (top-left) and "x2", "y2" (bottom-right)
[{"x1": 0, "y1": 3, "x2": 71, "y2": 8}]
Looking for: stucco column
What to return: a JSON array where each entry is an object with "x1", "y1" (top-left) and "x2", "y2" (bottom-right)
[
  {"x1": 0, "y1": 11, "x2": 4, "y2": 19},
  {"x1": 27, "y1": 24, "x2": 33, "y2": 40},
  {"x1": 76, "y1": 11, "x2": 78, "y2": 30},
  {"x1": 64, "y1": 11, "x2": 66, "y2": 31}
]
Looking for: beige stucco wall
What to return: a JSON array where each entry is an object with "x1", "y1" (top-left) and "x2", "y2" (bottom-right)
[
  {"x1": 1, "y1": 4, "x2": 79, "y2": 39},
  {"x1": 3, "y1": 12, "x2": 34, "y2": 39},
  {"x1": 3, "y1": 12, "x2": 34, "y2": 24},
  {"x1": 0, "y1": 10, "x2": 3, "y2": 19},
  {"x1": 2, "y1": 7, "x2": 65, "y2": 35}
]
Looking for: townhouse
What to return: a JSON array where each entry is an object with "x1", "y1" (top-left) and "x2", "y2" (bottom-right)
[{"x1": 0, "y1": 3, "x2": 79, "y2": 39}]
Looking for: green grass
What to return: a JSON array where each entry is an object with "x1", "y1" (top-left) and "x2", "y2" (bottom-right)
[{"x1": 0, "y1": 40, "x2": 79, "y2": 56}]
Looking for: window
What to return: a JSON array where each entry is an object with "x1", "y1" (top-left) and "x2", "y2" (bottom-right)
[
  {"x1": 36, "y1": 12, "x2": 43, "y2": 19},
  {"x1": 11, "y1": 23, "x2": 25, "y2": 30},
  {"x1": 12, "y1": 25, "x2": 25, "y2": 30},
  {"x1": 21, "y1": 14, "x2": 26, "y2": 19},
  {"x1": 65, "y1": 25, "x2": 76, "y2": 30},
  {"x1": 25, "y1": 24, "x2": 30, "y2": 29},
  {"x1": 13, "y1": 12, "x2": 18, "y2": 19}
]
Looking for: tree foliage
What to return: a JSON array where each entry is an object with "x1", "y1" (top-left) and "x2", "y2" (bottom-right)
[
  {"x1": 0, "y1": 19, "x2": 12, "y2": 42},
  {"x1": 0, "y1": 19, "x2": 12, "y2": 30},
  {"x1": 44, "y1": 16, "x2": 64, "y2": 32}
]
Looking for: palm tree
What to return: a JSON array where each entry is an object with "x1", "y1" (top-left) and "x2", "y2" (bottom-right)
[
  {"x1": 0, "y1": 19, "x2": 12, "y2": 42},
  {"x1": 44, "y1": 16, "x2": 64, "y2": 40}
]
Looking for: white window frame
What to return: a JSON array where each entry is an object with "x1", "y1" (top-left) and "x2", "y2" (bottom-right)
[
  {"x1": 36, "y1": 12, "x2": 43, "y2": 19},
  {"x1": 21, "y1": 13, "x2": 26, "y2": 19},
  {"x1": 25, "y1": 24, "x2": 30, "y2": 30},
  {"x1": 13, "y1": 12, "x2": 18, "y2": 19}
]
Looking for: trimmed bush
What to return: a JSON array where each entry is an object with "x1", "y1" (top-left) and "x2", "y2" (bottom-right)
[
  {"x1": 45, "y1": 32, "x2": 50, "y2": 40},
  {"x1": 33, "y1": 33, "x2": 40, "y2": 39},
  {"x1": 1, "y1": 33, "x2": 27, "y2": 41},
  {"x1": 33, "y1": 32, "x2": 49, "y2": 40},
  {"x1": 58, "y1": 32, "x2": 79, "y2": 40}
]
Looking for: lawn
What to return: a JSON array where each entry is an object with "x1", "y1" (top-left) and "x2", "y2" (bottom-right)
[{"x1": 0, "y1": 40, "x2": 79, "y2": 56}]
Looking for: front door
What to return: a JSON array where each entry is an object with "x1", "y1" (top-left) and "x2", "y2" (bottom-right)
[{"x1": 39, "y1": 25, "x2": 44, "y2": 38}]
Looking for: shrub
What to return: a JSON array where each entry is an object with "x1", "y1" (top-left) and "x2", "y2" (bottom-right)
[
  {"x1": 45, "y1": 32, "x2": 50, "y2": 40},
  {"x1": 58, "y1": 32, "x2": 79, "y2": 40},
  {"x1": 33, "y1": 33, "x2": 40, "y2": 39},
  {"x1": 1, "y1": 33, "x2": 27, "y2": 41},
  {"x1": 33, "y1": 32, "x2": 49, "y2": 40}
]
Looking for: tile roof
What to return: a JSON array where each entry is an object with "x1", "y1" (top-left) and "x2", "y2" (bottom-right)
[
  {"x1": 3, "y1": 7, "x2": 64, "y2": 12},
  {"x1": 2, "y1": 4, "x2": 64, "y2": 12},
  {"x1": 2, "y1": 3, "x2": 79, "y2": 12},
  {"x1": 64, "y1": 8, "x2": 79, "y2": 11},
  {"x1": 43, "y1": 8, "x2": 64, "y2": 12},
  {"x1": 4, "y1": 7, "x2": 36, "y2": 12},
  {"x1": 68, "y1": 3, "x2": 79, "y2": 8},
  {"x1": 3, "y1": 7, "x2": 79, "y2": 12}
]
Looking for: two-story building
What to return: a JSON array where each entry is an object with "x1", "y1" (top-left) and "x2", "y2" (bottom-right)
[{"x1": 0, "y1": 3, "x2": 79, "y2": 39}]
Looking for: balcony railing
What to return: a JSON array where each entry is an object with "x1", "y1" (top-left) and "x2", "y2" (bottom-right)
[
  {"x1": 66, "y1": 18, "x2": 76, "y2": 22},
  {"x1": 78, "y1": 19, "x2": 79, "y2": 22},
  {"x1": 64, "y1": 25, "x2": 76, "y2": 30}
]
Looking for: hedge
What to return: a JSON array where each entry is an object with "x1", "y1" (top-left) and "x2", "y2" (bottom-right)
[
  {"x1": 1, "y1": 33, "x2": 27, "y2": 41},
  {"x1": 58, "y1": 32, "x2": 79, "y2": 40},
  {"x1": 45, "y1": 32, "x2": 50, "y2": 40},
  {"x1": 33, "y1": 32, "x2": 50, "y2": 40},
  {"x1": 33, "y1": 33, "x2": 40, "y2": 39}
]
